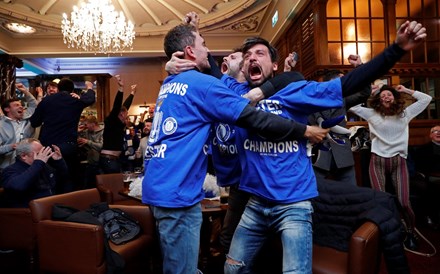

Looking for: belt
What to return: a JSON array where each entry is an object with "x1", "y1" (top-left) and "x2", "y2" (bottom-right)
[{"x1": 100, "y1": 153, "x2": 119, "y2": 160}]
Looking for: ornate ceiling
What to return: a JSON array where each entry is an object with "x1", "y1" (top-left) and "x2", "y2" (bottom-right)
[{"x1": 0, "y1": 0, "x2": 306, "y2": 75}]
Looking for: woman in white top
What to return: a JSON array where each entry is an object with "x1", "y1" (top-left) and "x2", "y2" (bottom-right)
[{"x1": 349, "y1": 84, "x2": 432, "y2": 250}]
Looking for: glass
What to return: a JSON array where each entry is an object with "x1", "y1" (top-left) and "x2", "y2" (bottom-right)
[
  {"x1": 123, "y1": 171, "x2": 133, "y2": 189},
  {"x1": 426, "y1": 19, "x2": 439, "y2": 41},
  {"x1": 425, "y1": 0, "x2": 437, "y2": 17},
  {"x1": 395, "y1": 0, "x2": 408, "y2": 17},
  {"x1": 342, "y1": 42, "x2": 357, "y2": 62},
  {"x1": 371, "y1": 19, "x2": 384, "y2": 41},
  {"x1": 327, "y1": 20, "x2": 341, "y2": 41},
  {"x1": 219, "y1": 187, "x2": 230, "y2": 204},
  {"x1": 357, "y1": 19, "x2": 370, "y2": 41},
  {"x1": 341, "y1": 0, "x2": 354, "y2": 17},
  {"x1": 134, "y1": 167, "x2": 143, "y2": 176},
  {"x1": 409, "y1": 0, "x2": 422, "y2": 17},
  {"x1": 342, "y1": 19, "x2": 356, "y2": 41},
  {"x1": 356, "y1": 0, "x2": 369, "y2": 17},
  {"x1": 371, "y1": 0, "x2": 383, "y2": 17},
  {"x1": 328, "y1": 43, "x2": 342, "y2": 64}
]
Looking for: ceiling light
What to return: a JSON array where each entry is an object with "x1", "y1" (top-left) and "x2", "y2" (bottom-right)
[
  {"x1": 4, "y1": 22, "x2": 36, "y2": 34},
  {"x1": 61, "y1": 0, "x2": 135, "y2": 54}
]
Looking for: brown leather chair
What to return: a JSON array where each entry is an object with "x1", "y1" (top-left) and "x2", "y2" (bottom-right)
[
  {"x1": 258, "y1": 221, "x2": 380, "y2": 274},
  {"x1": 0, "y1": 206, "x2": 36, "y2": 273},
  {"x1": 96, "y1": 173, "x2": 143, "y2": 205},
  {"x1": 29, "y1": 188, "x2": 156, "y2": 274},
  {"x1": 313, "y1": 221, "x2": 381, "y2": 274}
]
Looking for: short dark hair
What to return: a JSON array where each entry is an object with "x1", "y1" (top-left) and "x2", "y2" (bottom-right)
[
  {"x1": 241, "y1": 37, "x2": 278, "y2": 62},
  {"x1": 57, "y1": 78, "x2": 75, "y2": 93},
  {"x1": 144, "y1": 118, "x2": 153, "y2": 123},
  {"x1": 164, "y1": 24, "x2": 197, "y2": 59},
  {"x1": 323, "y1": 70, "x2": 343, "y2": 81},
  {"x1": 1, "y1": 98, "x2": 20, "y2": 114}
]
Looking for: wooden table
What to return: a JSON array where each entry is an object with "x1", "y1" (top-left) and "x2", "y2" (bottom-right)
[
  {"x1": 118, "y1": 188, "x2": 227, "y2": 213},
  {"x1": 118, "y1": 188, "x2": 227, "y2": 270}
]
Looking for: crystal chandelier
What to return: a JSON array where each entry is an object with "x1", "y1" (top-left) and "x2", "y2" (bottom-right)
[{"x1": 61, "y1": 0, "x2": 135, "y2": 54}]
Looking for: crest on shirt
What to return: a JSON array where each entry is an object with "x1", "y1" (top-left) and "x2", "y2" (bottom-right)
[
  {"x1": 162, "y1": 117, "x2": 177, "y2": 135},
  {"x1": 216, "y1": 123, "x2": 232, "y2": 143}
]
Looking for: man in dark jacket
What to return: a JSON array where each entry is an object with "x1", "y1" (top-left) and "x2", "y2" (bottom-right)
[
  {"x1": 1, "y1": 138, "x2": 68, "y2": 208},
  {"x1": 30, "y1": 79, "x2": 95, "y2": 192},
  {"x1": 309, "y1": 57, "x2": 371, "y2": 185},
  {"x1": 99, "y1": 75, "x2": 137, "y2": 174}
]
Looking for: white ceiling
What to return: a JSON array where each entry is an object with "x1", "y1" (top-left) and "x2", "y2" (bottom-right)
[{"x1": 0, "y1": 0, "x2": 306, "y2": 76}]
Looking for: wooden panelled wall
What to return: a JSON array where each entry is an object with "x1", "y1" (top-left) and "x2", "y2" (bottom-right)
[{"x1": 273, "y1": 0, "x2": 439, "y2": 146}]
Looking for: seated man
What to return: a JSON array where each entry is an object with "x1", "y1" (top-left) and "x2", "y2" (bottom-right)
[
  {"x1": 0, "y1": 138, "x2": 68, "y2": 208},
  {"x1": 411, "y1": 125, "x2": 440, "y2": 227}
]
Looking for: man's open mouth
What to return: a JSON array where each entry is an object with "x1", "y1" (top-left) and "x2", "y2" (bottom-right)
[
  {"x1": 221, "y1": 62, "x2": 228, "y2": 74},
  {"x1": 248, "y1": 64, "x2": 262, "y2": 80}
]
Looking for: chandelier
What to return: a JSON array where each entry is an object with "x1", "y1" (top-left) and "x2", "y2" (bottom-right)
[{"x1": 61, "y1": 0, "x2": 135, "y2": 54}]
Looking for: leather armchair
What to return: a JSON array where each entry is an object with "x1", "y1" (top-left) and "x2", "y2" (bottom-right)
[
  {"x1": 0, "y1": 206, "x2": 36, "y2": 273},
  {"x1": 96, "y1": 173, "x2": 143, "y2": 205},
  {"x1": 313, "y1": 221, "x2": 381, "y2": 274},
  {"x1": 257, "y1": 221, "x2": 380, "y2": 274},
  {"x1": 29, "y1": 188, "x2": 157, "y2": 274}
]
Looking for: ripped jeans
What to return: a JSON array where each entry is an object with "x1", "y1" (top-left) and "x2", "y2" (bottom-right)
[{"x1": 224, "y1": 196, "x2": 313, "y2": 274}]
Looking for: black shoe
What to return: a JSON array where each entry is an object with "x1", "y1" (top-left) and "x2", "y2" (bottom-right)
[{"x1": 404, "y1": 232, "x2": 418, "y2": 251}]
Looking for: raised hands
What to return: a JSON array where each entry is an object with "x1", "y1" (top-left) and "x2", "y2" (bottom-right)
[
  {"x1": 85, "y1": 81, "x2": 94, "y2": 90},
  {"x1": 284, "y1": 52, "x2": 298, "y2": 72},
  {"x1": 115, "y1": 74, "x2": 124, "y2": 88},
  {"x1": 395, "y1": 21, "x2": 427, "y2": 51},
  {"x1": 36, "y1": 86, "x2": 44, "y2": 97},
  {"x1": 184, "y1": 11, "x2": 200, "y2": 30},
  {"x1": 33, "y1": 146, "x2": 54, "y2": 163},
  {"x1": 347, "y1": 54, "x2": 363, "y2": 67},
  {"x1": 395, "y1": 84, "x2": 414, "y2": 95},
  {"x1": 15, "y1": 83, "x2": 28, "y2": 93},
  {"x1": 51, "y1": 145, "x2": 62, "y2": 160},
  {"x1": 130, "y1": 84, "x2": 137, "y2": 95}
]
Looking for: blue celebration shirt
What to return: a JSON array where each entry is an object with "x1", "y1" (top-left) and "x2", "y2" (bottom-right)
[
  {"x1": 142, "y1": 70, "x2": 250, "y2": 207},
  {"x1": 210, "y1": 75, "x2": 249, "y2": 187},
  {"x1": 235, "y1": 79, "x2": 343, "y2": 203}
]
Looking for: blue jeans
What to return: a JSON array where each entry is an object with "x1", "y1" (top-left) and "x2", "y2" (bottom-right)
[
  {"x1": 151, "y1": 203, "x2": 203, "y2": 274},
  {"x1": 224, "y1": 197, "x2": 313, "y2": 274},
  {"x1": 220, "y1": 184, "x2": 250, "y2": 254}
]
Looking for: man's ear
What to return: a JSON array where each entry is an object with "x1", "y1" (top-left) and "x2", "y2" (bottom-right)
[
  {"x1": 272, "y1": 62, "x2": 278, "y2": 72},
  {"x1": 184, "y1": 45, "x2": 196, "y2": 60}
]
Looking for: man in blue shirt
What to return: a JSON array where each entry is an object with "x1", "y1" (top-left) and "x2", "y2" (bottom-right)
[
  {"x1": 143, "y1": 23, "x2": 315, "y2": 274},
  {"x1": 224, "y1": 21, "x2": 427, "y2": 273}
]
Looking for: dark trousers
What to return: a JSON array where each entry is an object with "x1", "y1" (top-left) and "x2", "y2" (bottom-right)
[
  {"x1": 55, "y1": 141, "x2": 79, "y2": 193},
  {"x1": 99, "y1": 156, "x2": 122, "y2": 174},
  {"x1": 219, "y1": 184, "x2": 250, "y2": 254}
]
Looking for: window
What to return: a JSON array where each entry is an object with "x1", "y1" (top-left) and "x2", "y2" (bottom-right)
[
  {"x1": 326, "y1": 0, "x2": 385, "y2": 64},
  {"x1": 396, "y1": 0, "x2": 440, "y2": 118}
]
